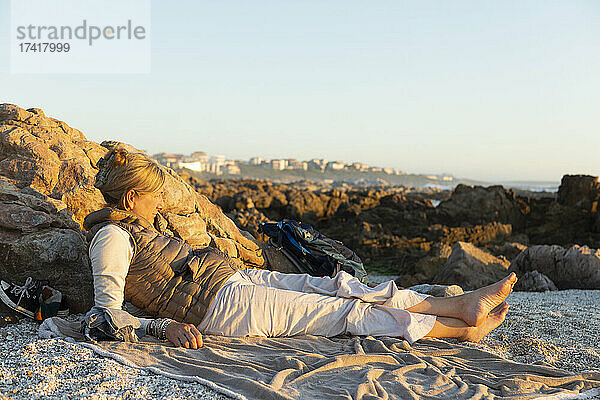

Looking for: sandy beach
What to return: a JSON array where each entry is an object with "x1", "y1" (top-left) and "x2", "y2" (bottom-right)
[{"x1": 1, "y1": 288, "x2": 599, "y2": 400}]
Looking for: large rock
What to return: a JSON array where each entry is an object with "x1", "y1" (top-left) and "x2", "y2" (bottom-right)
[
  {"x1": 557, "y1": 175, "x2": 600, "y2": 212},
  {"x1": 510, "y1": 245, "x2": 600, "y2": 289},
  {"x1": 0, "y1": 178, "x2": 92, "y2": 313},
  {"x1": 228, "y1": 208, "x2": 274, "y2": 242},
  {"x1": 0, "y1": 104, "x2": 266, "y2": 312},
  {"x1": 432, "y1": 241, "x2": 510, "y2": 290},
  {"x1": 429, "y1": 222, "x2": 513, "y2": 246},
  {"x1": 514, "y1": 270, "x2": 557, "y2": 292},
  {"x1": 496, "y1": 242, "x2": 528, "y2": 261},
  {"x1": 436, "y1": 184, "x2": 525, "y2": 227},
  {"x1": 0, "y1": 105, "x2": 107, "y2": 225}
]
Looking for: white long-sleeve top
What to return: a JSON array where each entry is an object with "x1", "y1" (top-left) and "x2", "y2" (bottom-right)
[{"x1": 88, "y1": 224, "x2": 152, "y2": 332}]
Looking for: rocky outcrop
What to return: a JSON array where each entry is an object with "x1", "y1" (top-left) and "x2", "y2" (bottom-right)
[
  {"x1": 510, "y1": 245, "x2": 600, "y2": 289},
  {"x1": 183, "y1": 166, "x2": 600, "y2": 290},
  {"x1": 427, "y1": 222, "x2": 513, "y2": 246},
  {"x1": 0, "y1": 104, "x2": 266, "y2": 312},
  {"x1": 432, "y1": 242, "x2": 510, "y2": 290},
  {"x1": 0, "y1": 178, "x2": 92, "y2": 313},
  {"x1": 496, "y1": 242, "x2": 528, "y2": 261},
  {"x1": 228, "y1": 208, "x2": 274, "y2": 242},
  {"x1": 557, "y1": 175, "x2": 600, "y2": 212},
  {"x1": 190, "y1": 177, "x2": 527, "y2": 283},
  {"x1": 435, "y1": 184, "x2": 526, "y2": 228},
  {"x1": 514, "y1": 271, "x2": 557, "y2": 292},
  {"x1": 522, "y1": 176, "x2": 600, "y2": 247},
  {"x1": 0, "y1": 105, "x2": 107, "y2": 225}
]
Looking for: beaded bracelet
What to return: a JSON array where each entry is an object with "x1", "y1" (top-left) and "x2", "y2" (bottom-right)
[
  {"x1": 147, "y1": 319, "x2": 157, "y2": 337},
  {"x1": 158, "y1": 318, "x2": 171, "y2": 340},
  {"x1": 146, "y1": 318, "x2": 174, "y2": 340}
]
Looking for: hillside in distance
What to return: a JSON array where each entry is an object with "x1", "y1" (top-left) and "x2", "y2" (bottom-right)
[{"x1": 179, "y1": 163, "x2": 483, "y2": 188}]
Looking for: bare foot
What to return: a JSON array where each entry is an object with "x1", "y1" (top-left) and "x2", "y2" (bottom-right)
[
  {"x1": 461, "y1": 302, "x2": 509, "y2": 343},
  {"x1": 462, "y1": 273, "x2": 517, "y2": 327}
]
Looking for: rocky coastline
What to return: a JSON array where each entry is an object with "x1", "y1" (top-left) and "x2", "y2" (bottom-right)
[
  {"x1": 184, "y1": 172, "x2": 600, "y2": 291},
  {"x1": 1, "y1": 103, "x2": 599, "y2": 313}
]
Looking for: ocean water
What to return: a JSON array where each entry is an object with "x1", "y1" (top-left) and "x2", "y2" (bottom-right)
[
  {"x1": 423, "y1": 183, "x2": 454, "y2": 191},
  {"x1": 502, "y1": 183, "x2": 559, "y2": 193},
  {"x1": 423, "y1": 182, "x2": 559, "y2": 193}
]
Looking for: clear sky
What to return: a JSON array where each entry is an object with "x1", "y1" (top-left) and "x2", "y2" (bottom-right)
[{"x1": 1, "y1": 0, "x2": 598, "y2": 182}]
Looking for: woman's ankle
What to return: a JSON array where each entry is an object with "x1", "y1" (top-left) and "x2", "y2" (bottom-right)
[{"x1": 425, "y1": 317, "x2": 470, "y2": 340}]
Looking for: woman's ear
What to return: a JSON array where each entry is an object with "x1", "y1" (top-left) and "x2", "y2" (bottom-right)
[{"x1": 124, "y1": 189, "x2": 137, "y2": 211}]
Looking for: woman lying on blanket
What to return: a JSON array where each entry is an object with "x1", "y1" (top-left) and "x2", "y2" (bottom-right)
[{"x1": 83, "y1": 148, "x2": 517, "y2": 350}]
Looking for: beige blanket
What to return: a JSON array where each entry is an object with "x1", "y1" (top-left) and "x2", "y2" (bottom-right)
[{"x1": 40, "y1": 317, "x2": 600, "y2": 400}]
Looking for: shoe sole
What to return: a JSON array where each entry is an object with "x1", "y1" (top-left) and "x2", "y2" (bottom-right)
[{"x1": 0, "y1": 289, "x2": 35, "y2": 319}]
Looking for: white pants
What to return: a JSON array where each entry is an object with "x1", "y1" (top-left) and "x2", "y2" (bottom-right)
[{"x1": 197, "y1": 269, "x2": 437, "y2": 344}]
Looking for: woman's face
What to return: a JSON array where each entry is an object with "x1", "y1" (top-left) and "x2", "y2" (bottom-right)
[{"x1": 131, "y1": 189, "x2": 165, "y2": 222}]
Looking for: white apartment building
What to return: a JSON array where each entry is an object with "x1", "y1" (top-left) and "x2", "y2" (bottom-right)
[
  {"x1": 179, "y1": 161, "x2": 205, "y2": 171},
  {"x1": 327, "y1": 161, "x2": 345, "y2": 171},
  {"x1": 271, "y1": 159, "x2": 288, "y2": 170},
  {"x1": 287, "y1": 159, "x2": 308, "y2": 170}
]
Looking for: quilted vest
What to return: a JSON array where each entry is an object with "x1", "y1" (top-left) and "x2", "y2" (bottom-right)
[{"x1": 84, "y1": 208, "x2": 237, "y2": 325}]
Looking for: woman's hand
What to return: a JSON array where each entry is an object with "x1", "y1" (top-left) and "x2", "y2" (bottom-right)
[{"x1": 165, "y1": 322, "x2": 203, "y2": 349}]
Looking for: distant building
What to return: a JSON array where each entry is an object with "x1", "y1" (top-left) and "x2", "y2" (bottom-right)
[
  {"x1": 211, "y1": 155, "x2": 226, "y2": 164},
  {"x1": 309, "y1": 158, "x2": 328, "y2": 169},
  {"x1": 153, "y1": 153, "x2": 183, "y2": 169},
  {"x1": 287, "y1": 159, "x2": 308, "y2": 170},
  {"x1": 154, "y1": 151, "x2": 247, "y2": 176},
  {"x1": 156, "y1": 151, "x2": 410, "y2": 180},
  {"x1": 326, "y1": 161, "x2": 345, "y2": 171},
  {"x1": 271, "y1": 159, "x2": 288, "y2": 170},
  {"x1": 226, "y1": 164, "x2": 241, "y2": 175},
  {"x1": 349, "y1": 162, "x2": 369, "y2": 172},
  {"x1": 179, "y1": 161, "x2": 205, "y2": 171},
  {"x1": 207, "y1": 163, "x2": 222, "y2": 175},
  {"x1": 186, "y1": 151, "x2": 209, "y2": 163}
]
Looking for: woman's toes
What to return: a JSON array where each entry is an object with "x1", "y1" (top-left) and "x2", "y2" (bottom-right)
[{"x1": 464, "y1": 275, "x2": 515, "y2": 327}]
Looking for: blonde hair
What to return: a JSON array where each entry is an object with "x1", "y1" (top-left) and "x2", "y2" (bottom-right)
[{"x1": 94, "y1": 148, "x2": 166, "y2": 210}]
